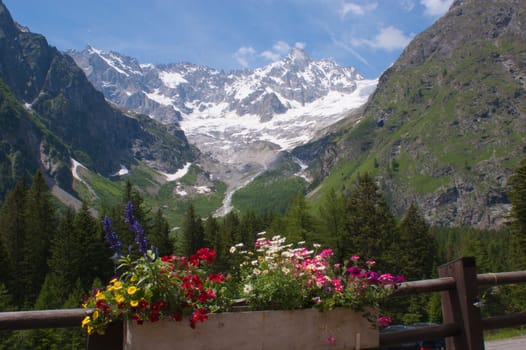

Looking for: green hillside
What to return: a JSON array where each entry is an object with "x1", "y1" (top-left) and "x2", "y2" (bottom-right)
[
  {"x1": 307, "y1": 0, "x2": 526, "y2": 228},
  {"x1": 73, "y1": 161, "x2": 226, "y2": 226}
]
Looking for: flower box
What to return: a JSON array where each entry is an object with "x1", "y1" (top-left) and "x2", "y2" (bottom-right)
[{"x1": 124, "y1": 308, "x2": 379, "y2": 350}]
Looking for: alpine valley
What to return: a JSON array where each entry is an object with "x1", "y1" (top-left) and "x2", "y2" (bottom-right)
[
  {"x1": 67, "y1": 46, "x2": 377, "y2": 216},
  {"x1": 0, "y1": 0, "x2": 525, "y2": 228}
]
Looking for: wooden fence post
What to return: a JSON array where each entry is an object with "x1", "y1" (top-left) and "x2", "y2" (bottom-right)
[{"x1": 438, "y1": 257, "x2": 485, "y2": 350}]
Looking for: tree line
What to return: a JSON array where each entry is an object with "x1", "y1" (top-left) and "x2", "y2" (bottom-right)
[{"x1": 0, "y1": 158, "x2": 525, "y2": 349}]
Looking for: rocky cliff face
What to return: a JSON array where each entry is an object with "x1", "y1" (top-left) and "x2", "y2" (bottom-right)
[
  {"x1": 0, "y1": 1, "x2": 197, "y2": 201},
  {"x1": 69, "y1": 45, "x2": 376, "y2": 200},
  {"x1": 68, "y1": 47, "x2": 367, "y2": 125},
  {"x1": 307, "y1": 0, "x2": 526, "y2": 228}
]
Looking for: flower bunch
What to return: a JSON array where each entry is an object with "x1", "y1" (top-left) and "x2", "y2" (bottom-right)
[
  {"x1": 81, "y1": 203, "x2": 227, "y2": 335},
  {"x1": 82, "y1": 248, "x2": 227, "y2": 335},
  {"x1": 232, "y1": 233, "x2": 403, "y2": 326},
  {"x1": 232, "y1": 235, "x2": 312, "y2": 310}
]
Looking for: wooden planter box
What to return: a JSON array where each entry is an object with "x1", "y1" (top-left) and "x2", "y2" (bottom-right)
[{"x1": 124, "y1": 308, "x2": 379, "y2": 350}]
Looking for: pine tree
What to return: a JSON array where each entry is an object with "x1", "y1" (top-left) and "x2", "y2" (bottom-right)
[
  {"x1": 204, "y1": 214, "x2": 227, "y2": 270},
  {"x1": 149, "y1": 208, "x2": 172, "y2": 256},
  {"x1": 0, "y1": 180, "x2": 28, "y2": 303},
  {"x1": 318, "y1": 188, "x2": 346, "y2": 260},
  {"x1": 238, "y1": 211, "x2": 262, "y2": 247},
  {"x1": 75, "y1": 203, "x2": 111, "y2": 290},
  {"x1": 44, "y1": 207, "x2": 79, "y2": 305},
  {"x1": 383, "y1": 203, "x2": 438, "y2": 324},
  {"x1": 509, "y1": 158, "x2": 526, "y2": 270},
  {"x1": 397, "y1": 203, "x2": 437, "y2": 280},
  {"x1": 283, "y1": 194, "x2": 316, "y2": 243},
  {"x1": 204, "y1": 214, "x2": 220, "y2": 249},
  {"x1": 221, "y1": 211, "x2": 241, "y2": 246},
  {"x1": 21, "y1": 170, "x2": 57, "y2": 306},
  {"x1": 508, "y1": 158, "x2": 526, "y2": 310},
  {"x1": 342, "y1": 173, "x2": 398, "y2": 271},
  {"x1": 181, "y1": 204, "x2": 204, "y2": 256}
]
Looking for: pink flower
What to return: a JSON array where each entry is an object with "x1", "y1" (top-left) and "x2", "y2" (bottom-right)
[
  {"x1": 378, "y1": 273, "x2": 395, "y2": 285},
  {"x1": 350, "y1": 255, "x2": 360, "y2": 262},
  {"x1": 348, "y1": 266, "x2": 363, "y2": 278},
  {"x1": 319, "y1": 248, "x2": 334, "y2": 258},
  {"x1": 377, "y1": 316, "x2": 392, "y2": 328},
  {"x1": 332, "y1": 279, "x2": 344, "y2": 292},
  {"x1": 326, "y1": 336, "x2": 337, "y2": 344},
  {"x1": 365, "y1": 260, "x2": 376, "y2": 267}
]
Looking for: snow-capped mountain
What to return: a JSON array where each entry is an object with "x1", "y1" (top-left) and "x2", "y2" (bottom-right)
[{"x1": 68, "y1": 46, "x2": 377, "y2": 211}]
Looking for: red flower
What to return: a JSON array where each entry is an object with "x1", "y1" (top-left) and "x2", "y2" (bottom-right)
[
  {"x1": 150, "y1": 301, "x2": 160, "y2": 311},
  {"x1": 190, "y1": 248, "x2": 216, "y2": 265},
  {"x1": 191, "y1": 308, "x2": 209, "y2": 323},
  {"x1": 172, "y1": 311, "x2": 183, "y2": 321},
  {"x1": 208, "y1": 273, "x2": 225, "y2": 283},
  {"x1": 197, "y1": 289, "x2": 216, "y2": 302},
  {"x1": 138, "y1": 299, "x2": 149, "y2": 311},
  {"x1": 148, "y1": 310, "x2": 160, "y2": 322}
]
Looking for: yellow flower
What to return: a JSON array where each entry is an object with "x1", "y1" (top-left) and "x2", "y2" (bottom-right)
[
  {"x1": 81, "y1": 316, "x2": 91, "y2": 328},
  {"x1": 87, "y1": 326, "x2": 94, "y2": 335},
  {"x1": 92, "y1": 310, "x2": 99, "y2": 321},
  {"x1": 130, "y1": 275, "x2": 138, "y2": 282},
  {"x1": 127, "y1": 286, "x2": 138, "y2": 295},
  {"x1": 130, "y1": 300, "x2": 139, "y2": 307},
  {"x1": 110, "y1": 278, "x2": 118, "y2": 284},
  {"x1": 95, "y1": 290, "x2": 106, "y2": 301},
  {"x1": 113, "y1": 281, "x2": 123, "y2": 290},
  {"x1": 114, "y1": 294, "x2": 125, "y2": 303}
]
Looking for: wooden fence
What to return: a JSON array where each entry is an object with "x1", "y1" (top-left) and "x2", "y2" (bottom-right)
[
  {"x1": 1, "y1": 256, "x2": 525, "y2": 349},
  {"x1": 380, "y1": 257, "x2": 526, "y2": 349}
]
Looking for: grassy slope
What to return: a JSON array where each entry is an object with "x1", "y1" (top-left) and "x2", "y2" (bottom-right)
[
  {"x1": 73, "y1": 162, "x2": 226, "y2": 227},
  {"x1": 309, "y1": 39, "x2": 526, "y2": 225}
]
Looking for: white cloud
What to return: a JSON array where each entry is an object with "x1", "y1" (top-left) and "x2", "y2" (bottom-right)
[
  {"x1": 352, "y1": 26, "x2": 413, "y2": 51},
  {"x1": 295, "y1": 42, "x2": 306, "y2": 50},
  {"x1": 273, "y1": 41, "x2": 291, "y2": 55},
  {"x1": 235, "y1": 41, "x2": 308, "y2": 68},
  {"x1": 420, "y1": 0, "x2": 454, "y2": 16},
  {"x1": 399, "y1": 0, "x2": 416, "y2": 12},
  {"x1": 260, "y1": 41, "x2": 306, "y2": 62},
  {"x1": 234, "y1": 46, "x2": 256, "y2": 68},
  {"x1": 261, "y1": 50, "x2": 280, "y2": 61},
  {"x1": 340, "y1": 2, "x2": 378, "y2": 17}
]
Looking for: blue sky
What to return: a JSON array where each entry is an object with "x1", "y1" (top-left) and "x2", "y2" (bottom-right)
[{"x1": 4, "y1": 0, "x2": 454, "y2": 78}]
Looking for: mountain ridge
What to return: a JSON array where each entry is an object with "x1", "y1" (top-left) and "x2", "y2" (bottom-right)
[
  {"x1": 306, "y1": 0, "x2": 526, "y2": 228},
  {"x1": 0, "y1": 1, "x2": 197, "y2": 205},
  {"x1": 69, "y1": 45, "x2": 376, "y2": 214}
]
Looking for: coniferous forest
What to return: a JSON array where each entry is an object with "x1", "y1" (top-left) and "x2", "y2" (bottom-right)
[{"x1": 0, "y1": 158, "x2": 525, "y2": 349}]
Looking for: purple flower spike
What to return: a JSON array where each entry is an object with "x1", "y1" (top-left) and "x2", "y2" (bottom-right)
[
  {"x1": 102, "y1": 216, "x2": 122, "y2": 254},
  {"x1": 124, "y1": 201, "x2": 149, "y2": 256}
]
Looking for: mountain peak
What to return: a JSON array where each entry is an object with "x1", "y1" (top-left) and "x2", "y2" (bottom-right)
[{"x1": 286, "y1": 48, "x2": 310, "y2": 64}]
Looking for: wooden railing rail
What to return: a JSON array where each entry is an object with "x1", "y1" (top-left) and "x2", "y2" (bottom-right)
[
  {"x1": 1, "y1": 257, "x2": 525, "y2": 350},
  {"x1": 0, "y1": 308, "x2": 93, "y2": 331},
  {"x1": 379, "y1": 322, "x2": 461, "y2": 347},
  {"x1": 477, "y1": 271, "x2": 526, "y2": 286},
  {"x1": 380, "y1": 257, "x2": 526, "y2": 350}
]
